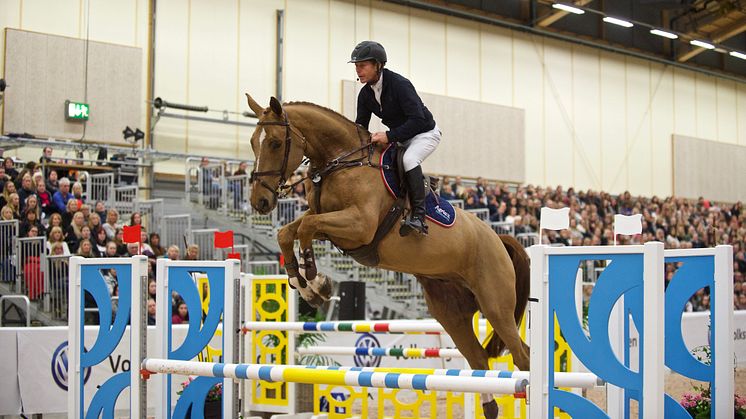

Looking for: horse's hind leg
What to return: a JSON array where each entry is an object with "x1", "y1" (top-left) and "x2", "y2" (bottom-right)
[
  {"x1": 418, "y1": 277, "x2": 501, "y2": 419},
  {"x1": 473, "y1": 278, "x2": 531, "y2": 372}
]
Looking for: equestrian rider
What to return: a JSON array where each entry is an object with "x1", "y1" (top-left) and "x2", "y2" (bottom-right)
[{"x1": 350, "y1": 41, "x2": 441, "y2": 236}]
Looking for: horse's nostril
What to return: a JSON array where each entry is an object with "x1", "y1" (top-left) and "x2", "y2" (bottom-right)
[{"x1": 260, "y1": 198, "x2": 269, "y2": 211}]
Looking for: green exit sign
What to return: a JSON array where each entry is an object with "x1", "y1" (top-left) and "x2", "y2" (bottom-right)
[{"x1": 65, "y1": 100, "x2": 90, "y2": 121}]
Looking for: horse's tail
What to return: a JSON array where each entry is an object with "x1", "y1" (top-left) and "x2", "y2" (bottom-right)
[{"x1": 484, "y1": 234, "x2": 531, "y2": 358}]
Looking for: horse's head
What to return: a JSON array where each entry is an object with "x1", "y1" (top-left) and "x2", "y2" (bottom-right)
[{"x1": 246, "y1": 94, "x2": 306, "y2": 214}]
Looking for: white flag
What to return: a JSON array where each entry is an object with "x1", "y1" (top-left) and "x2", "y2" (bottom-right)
[
  {"x1": 540, "y1": 207, "x2": 570, "y2": 231},
  {"x1": 614, "y1": 214, "x2": 643, "y2": 236}
]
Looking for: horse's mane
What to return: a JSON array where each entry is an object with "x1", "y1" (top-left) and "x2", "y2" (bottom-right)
[{"x1": 284, "y1": 101, "x2": 358, "y2": 128}]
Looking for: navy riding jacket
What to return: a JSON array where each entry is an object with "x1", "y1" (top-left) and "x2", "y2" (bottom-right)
[{"x1": 355, "y1": 68, "x2": 436, "y2": 142}]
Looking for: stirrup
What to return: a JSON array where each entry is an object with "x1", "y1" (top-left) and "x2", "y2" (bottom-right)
[{"x1": 399, "y1": 214, "x2": 428, "y2": 237}]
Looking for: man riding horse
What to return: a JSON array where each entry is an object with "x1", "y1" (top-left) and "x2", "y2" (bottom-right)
[{"x1": 350, "y1": 41, "x2": 441, "y2": 236}]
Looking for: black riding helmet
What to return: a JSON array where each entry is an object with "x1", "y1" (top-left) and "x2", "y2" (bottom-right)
[{"x1": 349, "y1": 41, "x2": 387, "y2": 65}]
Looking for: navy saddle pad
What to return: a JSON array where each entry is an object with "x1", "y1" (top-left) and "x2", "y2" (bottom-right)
[{"x1": 379, "y1": 144, "x2": 456, "y2": 228}]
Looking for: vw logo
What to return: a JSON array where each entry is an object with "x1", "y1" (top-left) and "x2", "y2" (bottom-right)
[
  {"x1": 51, "y1": 341, "x2": 91, "y2": 391},
  {"x1": 353, "y1": 333, "x2": 381, "y2": 367}
]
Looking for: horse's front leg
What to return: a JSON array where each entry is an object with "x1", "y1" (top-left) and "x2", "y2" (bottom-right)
[
  {"x1": 277, "y1": 213, "x2": 325, "y2": 307},
  {"x1": 296, "y1": 208, "x2": 375, "y2": 304}
]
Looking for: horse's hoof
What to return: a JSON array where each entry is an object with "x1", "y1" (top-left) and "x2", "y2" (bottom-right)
[
  {"x1": 312, "y1": 273, "x2": 333, "y2": 300},
  {"x1": 482, "y1": 400, "x2": 499, "y2": 419}
]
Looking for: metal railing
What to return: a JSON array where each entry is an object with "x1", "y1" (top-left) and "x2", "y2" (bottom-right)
[
  {"x1": 1, "y1": 220, "x2": 18, "y2": 283},
  {"x1": 247, "y1": 261, "x2": 280, "y2": 275},
  {"x1": 85, "y1": 172, "x2": 115, "y2": 205},
  {"x1": 224, "y1": 174, "x2": 249, "y2": 219},
  {"x1": 47, "y1": 255, "x2": 71, "y2": 321},
  {"x1": 162, "y1": 214, "x2": 192, "y2": 255},
  {"x1": 113, "y1": 185, "x2": 139, "y2": 217},
  {"x1": 135, "y1": 199, "x2": 164, "y2": 234},
  {"x1": 466, "y1": 208, "x2": 490, "y2": 223},
  {"x1": 0, "y1": 295, "x2": 31, "y2": 327},
  {"x1": 16, "y1": 237, "x2": 46, "y2": 305},
  {"x1": 490, "y1": 221, "x2": 515, "y2": 236},
  {"x1": 516, "y1": 233, "x2": 540, "y2": 248},
  {"x1": 191, "y1": 228, "x2": 218, "y2": 260},
  {"x1": 219, "y1": 244, "x2": 250, "y2": 271},
  {"x1": 448, "y1": 199, "x2": 464, "y2": 209}
]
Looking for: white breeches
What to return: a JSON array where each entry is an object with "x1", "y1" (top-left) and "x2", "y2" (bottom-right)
[{"x1": 401, "y1": 125, "x2": 441, "y2": 172}]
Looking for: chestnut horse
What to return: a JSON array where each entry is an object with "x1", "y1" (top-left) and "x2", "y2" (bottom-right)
[{"x1": 246, "y1": 94, "x2": 530, "y2": 418}]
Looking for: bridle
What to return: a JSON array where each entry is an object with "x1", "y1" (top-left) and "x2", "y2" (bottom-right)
[
  {"x1": 249, "y1": 112, "x2": 304, "y2": 199},
  {"x1": 250, "y1": 111, "x2": 381, "y2": 201}
]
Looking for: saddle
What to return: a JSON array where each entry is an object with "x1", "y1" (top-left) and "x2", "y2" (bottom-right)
[{"x1": 313, "y1": 144, "x2": 455, "y2": 267}]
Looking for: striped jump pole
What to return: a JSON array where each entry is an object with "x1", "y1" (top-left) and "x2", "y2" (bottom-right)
[
  {"x1": 287, "y1": 365, "x2": 603, "y2": 389},
  {"x1": 296, "y1": 345, "x2": 464, "y2": 359},
  {"x1": 242, "y1": 320, "x2": 488, "y2": 334},
  {"x1": 141, "y1": 358, "x2": 527, "y2": 395}
]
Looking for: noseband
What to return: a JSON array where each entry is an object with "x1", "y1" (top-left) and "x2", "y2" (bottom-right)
[{"x1": 249, "y1": 112, "x2": 298, "y2": 199}]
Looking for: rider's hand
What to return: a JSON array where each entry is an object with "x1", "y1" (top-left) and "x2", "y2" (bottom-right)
[{"x1": 371, "y1": 132, "x2": 389, "y2": 145}]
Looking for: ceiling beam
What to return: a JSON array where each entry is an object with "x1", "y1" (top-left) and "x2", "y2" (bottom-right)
[
  {"x1": 537, "y1": 0, "x2": 594, "y2": 27},
  {"x1": 677, "y1": 16, "x2": 746, "y2": 62}
]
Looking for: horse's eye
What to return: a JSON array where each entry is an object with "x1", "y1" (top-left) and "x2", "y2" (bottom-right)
[{"x1": 270, "y1": 140, "x2": 282, "y2": 150}]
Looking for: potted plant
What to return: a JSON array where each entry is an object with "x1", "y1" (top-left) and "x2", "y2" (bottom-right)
[{"x1": 178, "y1": 377, "x2": 223, "y2": 419}]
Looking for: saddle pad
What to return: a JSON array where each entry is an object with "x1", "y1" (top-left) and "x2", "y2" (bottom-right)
[{"x1": 380, "y1": 144, "x2": 456, "y2": 228}]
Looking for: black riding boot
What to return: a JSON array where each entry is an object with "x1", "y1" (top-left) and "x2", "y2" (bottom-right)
[{"x1": 400, "y1": 165, "x2": 428, "y2": 236}]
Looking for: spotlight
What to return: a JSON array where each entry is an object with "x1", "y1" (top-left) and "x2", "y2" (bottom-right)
[
  {"x1": 123, "y1": 126, "x2": 135, "y2": 140},
  {"x1": 134, "y1": 128, "x2": 145, "y2": 142},
  {"x1": 0, "y1": 79, "x2": 6, "y2": 92}
]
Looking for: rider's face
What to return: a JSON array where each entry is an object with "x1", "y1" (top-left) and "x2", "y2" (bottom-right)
[{"x1": 355, "y1": 61, "x2": 379, "y2": 84}]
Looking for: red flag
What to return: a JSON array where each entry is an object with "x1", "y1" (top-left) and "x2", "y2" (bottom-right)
[
  {"x1": 214, "y1": 230, "x2": 234, "y2": 249},
  {"x1": 227, "y1": 252, "x2": 241, "y2": 260},
  {"x1": 123, "y1": 224, "x2": 141, "y2": 244}
]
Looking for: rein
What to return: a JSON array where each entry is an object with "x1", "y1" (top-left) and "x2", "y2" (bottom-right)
[{"x1": 252, "y1": 116, "x2": 382, "y2": 199}]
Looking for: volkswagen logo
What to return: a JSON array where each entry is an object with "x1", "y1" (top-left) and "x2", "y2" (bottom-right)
[
  {"x1": 51, "y1": 341, "x2": 91, "y2": 391},
  {"x1": 353, "y1": 333, "x2": 381, "y2": 367}
]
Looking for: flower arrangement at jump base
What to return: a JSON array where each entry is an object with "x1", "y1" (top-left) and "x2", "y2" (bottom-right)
[
  {"x1": 177, "y1": 377, "x2": 222, "y2": 419},
  {"x1": 678, "y1": 345, "x2": 746, "y2": 419}
]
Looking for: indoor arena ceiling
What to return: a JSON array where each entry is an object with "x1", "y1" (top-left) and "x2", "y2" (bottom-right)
[{"x1": 384, "y1": 0, "x2": 746, "y2": 82}]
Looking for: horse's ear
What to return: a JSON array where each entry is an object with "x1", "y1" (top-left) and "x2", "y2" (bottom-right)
[
  {"x1": 269, "y1": 96, "x2": 283, "y2": 116},
  {"x1": 245, "y1": 93, "x2": 265, "y2": 116}
]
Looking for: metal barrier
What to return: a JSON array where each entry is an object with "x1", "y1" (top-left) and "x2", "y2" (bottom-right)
[
  {"x1": 0, "y1": 220, "x2": 18, "y2": 283},
  {"x1": 16, "y1": 237, "x2": 47, "y2": 306},
  {"x1": 224, "y1": 174, "x2": 249, "y2": 219},
  {"x1": 86, "y1": 172, "x2": 115, "y2": 205},
  {"x1": 199, "y1": 164, "x2": 224, "y2": 210},
  {"x1": 516, "y1": 232, "x2": 540, "y2": 248},
  {"x1": 113, "y1": 185, "x2": 139, "y2": 217},
  {"x1": 47, "y1": 255, "x2": 71, "y2": 321},
  {"x1": 162, "y1": 214, "x2": 192, "y2": 255},
  {"x1": 184, "y1": 157, "x2": 249, "y2": 206},
  {"x1": 135, "y1": 199, "x2": 164, "y2": 234},
  {"x1": 0, "y1": 295, "x2": 30, "y2": 327},
  {"x1": 466, "y1": 208, "x2": 490, "y2": 223},
  {"x1": 219, "y1": 244, "x2": 250, "y2": 271},
  {"x1": 275, "y1": 198, "x2": 301, "y2": 227},
  {"x1": 191, "y1": 228, "x2": 218, "y2": 260},
  {"x1": 448, "y1": 199, "x2": 464, "y2": 209},
  {"x1": 490, "y1": 221, "x2": 515, "y2": 236},
  {"x1": 247, "y1": 261, "x2": 280, "y2": 275}
]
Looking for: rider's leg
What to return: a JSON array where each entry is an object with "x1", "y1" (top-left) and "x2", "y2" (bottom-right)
[{"x1": 401, "y1": 126, "x2": 441, "y2": 235}]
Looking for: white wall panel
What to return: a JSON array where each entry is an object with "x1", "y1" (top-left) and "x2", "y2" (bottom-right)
[
  {"x1": 186, "y1": 0, "x2": 239, "y2": 158},
  {"x1": 543, "y1": 39, "x2": 574, "y2": 188},
  {"x1": 673, "y1": 68, "x2": 697, "y2": 138},
  {"x1": 21, "y1": 0, "x2": 79, "y2": 37},
  {"x1": 370, "y1": 2, "x2": 409, "y2": 77},
  {"x1": 695, "y1": 73, "x2": 718, "y2": 141},
  {"x1": 87, "y1": 0, "x2": 137, "y2": 46},
  {"x1": 408, "y1": 9, "x2": 445, "y2": 95},
  {"x1": 716, "y1": 79, "x2": 738, "y2": 144},
  {"x1": 650, "y1": 65, "x2": 674, "y2": 196},
  {"x1": 152, "y1": 0, "x2": 189, "y2": 154},
  {"x1": 329, "y1": 1, "x2": 356, "y2": 112},
  {"x1": 599, "y1": 51, "x2": 627, "y2": 194},
  {"x1": 626, "y1": 58, "x2": 652, "y2": 197},
  {"x1": 479, "y1": 25, "x2": 512, "y2": 107},
  {"x1": 445, "y1": 18, "x2": 479, "y2": 100},
  {"x1": 571, "y1": 45, "x2": 601, "y2": 191},
  {"x1": 512, "y1": 33, "x2": 544, "y2": 185},
  {"x1": 284, "y1": 0, "x2": 328, "y2": 105},
  {"x1": 0, "y1": 1, "x2": 22, "y2": 66},
  {"x1": 739, "y1": 84, "x2": 746, "y2": 145}
]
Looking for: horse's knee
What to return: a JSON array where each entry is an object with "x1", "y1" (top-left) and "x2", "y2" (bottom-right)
[{"x1": 277, "y1": 225, "x2": 295, "y2": 247}]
